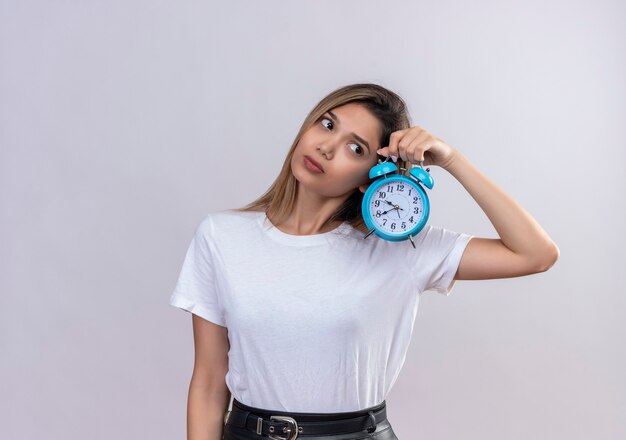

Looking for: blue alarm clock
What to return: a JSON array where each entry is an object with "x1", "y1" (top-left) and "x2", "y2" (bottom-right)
[{"x1": 361, "y1": 155, "x2": 434, "y2": 248}]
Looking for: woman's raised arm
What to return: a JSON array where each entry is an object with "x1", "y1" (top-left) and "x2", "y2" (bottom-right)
[{"x1": 377, "y1": 127, "x2": 560, "y2": 281}]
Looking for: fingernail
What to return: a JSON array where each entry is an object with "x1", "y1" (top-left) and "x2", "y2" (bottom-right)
[{"x1": 391, "y1": 155, "x2": 398, "y2": 162}]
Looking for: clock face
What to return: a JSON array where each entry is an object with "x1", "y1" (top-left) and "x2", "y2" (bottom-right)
[{"x1": 367, "y1": 177, "x2": 426, "y2": 236}]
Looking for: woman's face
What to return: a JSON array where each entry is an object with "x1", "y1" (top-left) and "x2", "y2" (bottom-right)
[{"x1": 291, "y1": 102, "x2": 383, "y2": 198}]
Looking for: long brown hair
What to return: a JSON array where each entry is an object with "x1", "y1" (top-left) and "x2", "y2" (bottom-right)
[{"x1": 234, "y1": 82, "x2": 412, "y2": 234}]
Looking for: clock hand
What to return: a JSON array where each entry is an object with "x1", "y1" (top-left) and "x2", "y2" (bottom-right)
[
  {"x1": 381, "y1": 205, "x2": 405, "y2": 216},
  {"x1": 384, "y1": 200, "x2": 404, "y2": 212}
]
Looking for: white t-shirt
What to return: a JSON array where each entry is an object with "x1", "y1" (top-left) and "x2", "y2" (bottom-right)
[{"x1": 169, "y1": 209, "x2": 473, "y2": 412}]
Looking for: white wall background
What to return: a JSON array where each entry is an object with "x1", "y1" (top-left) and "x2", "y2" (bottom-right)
[{"x1": 1, "y1": 0, "x2": 624, "y2": 439}]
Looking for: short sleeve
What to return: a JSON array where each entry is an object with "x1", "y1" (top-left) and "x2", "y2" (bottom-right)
[
  {"x1": 169, "y1": 216, "x2": 226, "y2": 326},
  {"x1": 412, "y1": 225, "x2": 474, "y2": 296}
]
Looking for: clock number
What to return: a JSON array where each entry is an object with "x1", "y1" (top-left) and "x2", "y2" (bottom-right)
[
  {"x1": 378, "y1": 192, "x2": 387, "y2": 199},
  {"x1": 413, "y1": 207, "x2": 419, "y2": 214}
]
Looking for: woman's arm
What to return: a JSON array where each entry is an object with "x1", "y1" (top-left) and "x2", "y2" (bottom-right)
[
  {"x1": 445, "y1": 150, "x2": 560, "y2": 280},
  {"x1": 188, "y1": 314, "x2": 231, "y2": 440},
  {"x1": 377, "y1": 126, "x2": 559, "y2": 280},
  {"x1": 188, "y1": 384, "x2": 231, "y2": 440}
]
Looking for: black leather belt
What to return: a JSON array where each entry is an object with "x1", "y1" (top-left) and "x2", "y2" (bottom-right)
[{"x1": 225, "y1": 398, "x2": 388, "y2": 440}]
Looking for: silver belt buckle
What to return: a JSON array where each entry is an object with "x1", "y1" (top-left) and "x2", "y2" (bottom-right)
[{"x1": 269, "y1": 415, "x2": 299, "y2": 440}]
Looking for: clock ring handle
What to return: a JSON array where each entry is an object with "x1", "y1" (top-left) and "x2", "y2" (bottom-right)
[
  {"x1": 377, "y1": 154, "x2": 392, "y2": 165},
  {"x1": 401, "y1": 161, "x2": 429, "y2": 173},
  {"x1": 399, "y1": 161, "x2": 428, "y2": 172}
]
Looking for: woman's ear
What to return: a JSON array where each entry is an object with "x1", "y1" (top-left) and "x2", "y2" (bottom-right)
[{"x1": 359, "y1": 184, "x2": 370, "y2": 194}]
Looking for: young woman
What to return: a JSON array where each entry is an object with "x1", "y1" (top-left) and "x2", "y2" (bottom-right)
[{"x1": 170, "y1": 83, "x2": 560, "y2": 440}]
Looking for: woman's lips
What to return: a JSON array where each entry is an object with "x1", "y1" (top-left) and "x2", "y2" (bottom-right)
[{"x1": 304, "y1": 156, "x2": 324, "y2": 173}]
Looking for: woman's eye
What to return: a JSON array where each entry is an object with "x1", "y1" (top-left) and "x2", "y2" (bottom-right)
[
  {"x1": 321, "y1": 117, "x2": 364, "y2": 156},
  {"x1": 348, "y1": 143, "x2": 364, "y2": 156}
]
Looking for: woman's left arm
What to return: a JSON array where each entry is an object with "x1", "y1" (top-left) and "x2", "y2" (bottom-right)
[{"x1": 377, "y1": 126, "x2": 560, "y2": 281}]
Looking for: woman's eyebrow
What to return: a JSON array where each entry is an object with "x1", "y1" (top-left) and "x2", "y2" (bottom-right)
[{"x1": 326, "y1": 110, "x2": 371, "y2": 153}]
